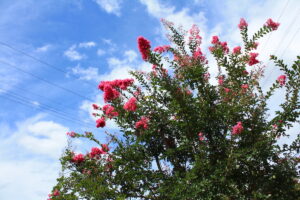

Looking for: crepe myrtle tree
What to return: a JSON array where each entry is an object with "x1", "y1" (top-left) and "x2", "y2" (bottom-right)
[{"x1": 49, "y1": 18, "x2": 300, "y2": 200}]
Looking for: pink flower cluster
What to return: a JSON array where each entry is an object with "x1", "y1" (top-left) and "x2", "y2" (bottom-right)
[
  {"x1": 209, "y1": 36, "x2": 229, "y2": 53},
  {"x1": 248, "y1": 52, "x2": 259, "y2": 66},
  {"x1": 277, "y1": 75, "x2": 286, "y2": 86},
  {"x1": 232, "y1": 121, "x2": 244, "y2": 135},
  {"x1": 135, "y1": 116, "x2": 149, "y2": 129},
  {"x1": 198, "y1": 132, "x2": 204, "y2": 141},
  {"x1": 189, "y1": 24, "x2": 202, "y2": 48},
  {"x1": 218, "y1": 76, "x2": 224, "y2": 85},
  {"x1": 137, "y1": 36, "x2": 151, "y2": 60},
  {"x1": 96, "y1": 117, "x2": 106, "y2": 128},
  {"x1": 92, "y1": 104, "x2": 99, "y2": 110},
  {"x1": 153, "y1": 45, "x2": 170, "y2": 53},
  {"x1": 72, "y1": 153, "x2": 85, "y2": 163},
  {"x1": 99, "y1": 79, "x2": 134, "y2": 91},
  {"x1": 233, "y1": 46, "x2": 241, "y2": 54},
  {"x1": 224, "y1": 88, "x2": 231, "y2": 93},
  {"x1": 98, "y1": 79, "x2": 134, "y2": 102},
  {"x1": 89, "y1": 145, "x2": 108, "y2": 158},
  {"x1": 124, "y1": 97, "x2": 137, "y2": 112},
  {"x1": 265, "y1": 18, "x2": 280, "y2": 30},
  {"x1": 203, "y1": 73, "x2": 210, "y2": 81},
  {"x1": 193, "y1": 48, "x2": 206, "y2": 63},
  {"x1": 241, "y1": 84, "x2": 249, "y2": 91},
  {"x1": 66, "y1": 131, "x2": 76, "y2": 137},
  {"x1": 48, "y1": 189, "x2": 60, "y2": 200},
  {"x1": 103, "y1": 104, "x2": 118, "y2": 118},
  {"x1": 238, "y1": 18, "x2": 248, "y2": 29}
]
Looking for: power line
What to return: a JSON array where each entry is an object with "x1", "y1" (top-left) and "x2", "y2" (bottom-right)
[
  {"x1": 0, "y1": 81, "x2": 80, "y2": 113},
  {"x1": 0, "y1": 59, "x2": 95, "y2": 102},
  {"x1": 280, "y1": 25, "x2": 300, "y2": 58},
  {"x1": 0, "y1": 41, "x2": 97, "y2": 88},
  {"x1": 260, "y1": 0, "x2": 290, "y2": 52},
  {"x1": 261, "y1": 6, "x2": 300, "y2": 88},
  {"x1": 0, "y1": 89, "x2": 96, "y2": 128}
]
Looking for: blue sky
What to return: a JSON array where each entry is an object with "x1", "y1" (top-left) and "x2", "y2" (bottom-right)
[{"x1": 0, "y1": 0, "x2": 299, "y2": 199}]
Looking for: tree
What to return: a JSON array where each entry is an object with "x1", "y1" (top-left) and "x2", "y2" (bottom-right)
[{"x1": 49, "y1": 18, "x2": 300, "y2": 200}]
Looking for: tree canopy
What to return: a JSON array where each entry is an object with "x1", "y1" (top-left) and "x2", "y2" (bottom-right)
[{"x1": 49, "y1": 18, "x2": 300, "y2": 200}]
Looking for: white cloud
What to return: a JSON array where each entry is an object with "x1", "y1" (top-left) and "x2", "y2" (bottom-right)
[
  {"x1": 36, "y1": 44, "x2": 51, "y2": 52},
  {"x1": 139, "y1": 0, "x2": 207, "y2": 31},
  {"x1": 0, "y1": 114, "x2": 71, "y2": 200},
  {"x1": 78, "y1": 41, "x2": 96, "y2": 48},
  {"x1": 97, "y1": 49, "x2": 106, "y2": 56},
  {"x1": 0, "y1": 159, "x2": 60, "y2": 200},
  {"x1": 64, "y1": 45, "x2": 85, "y2": 61},
  {"x1": 94, "y1": 0, "x2": 122, "y2": 16},
  {"x1": 14, "y1": 114, "x2": 69, "y2": 159},
  {"x1": 71, "y1": 64, "x2": 101, "y2": 82},
  {"x1": 124, "y1": 50, "x2": 138, "y2": 62}
]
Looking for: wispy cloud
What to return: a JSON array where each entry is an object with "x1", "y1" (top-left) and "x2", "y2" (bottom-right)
[
  {"x1": 71, "y1": 64, "x2": 101, "y2": 82},
  {"x1": 78, "y1": 41, "x2": 96, "y2": 48},
  {"x1": 97, "y1": 49, "x2": 105, "y2": 56},
  {"x1": 64, "y1": 45, "x2": 85, "y2": 61},
  {"x1": 36, "y1": 44, "x2": 52, "y2": 52},
  {"x1": 93, "y1": 0, "x2": 123, "y2": 16}
]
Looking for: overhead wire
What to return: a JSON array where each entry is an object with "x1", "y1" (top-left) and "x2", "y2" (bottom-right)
[
  {"x1": 0, "y1": 59, "x2": 95, "y2": 102},
  {"x1": 260, "y1": 0, "x2": 290, "y2": 53},
  {"x1": 261, "y1": 5, "x2": 300, "y2": 88},
  {"x1": 0, "y1": 41, "x2": 97, "y2": 88},
  {"x1": 0, "y1": 88, "x2": 96, "y2": 128}
]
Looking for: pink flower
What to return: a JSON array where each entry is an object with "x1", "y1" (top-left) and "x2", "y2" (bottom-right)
[
  {"x1": 103, "y1": 85, "x2": 120, "y2": 103},
  {"x1": 220, "y1": 42, "x2": 229, "y2": 54},
  {"x1": 253, "y1": 42, "x2": 259, "y2": 49},
  {"x1": 137, "y1": 36, "x2": 151, "y2": 60},
  {"x1": 224, "y1": 88, "x2": 231, "y2": 93},
  {"x1": 123, "y1": 97, "x2": 137, "y2": 112},
  {"x1": 193, "y1": 48, "x2": 206, "y2": 62},
  {"x1": 189, "y1": 24, "x2": 200, "y2": 35},
  {"x1": 153, "y1": 45, "x2": 170, "y2": 53},
  {"x1": 101, "y1": 144, "x2": 109, "y2": 152},
  {"x1": 218, "y1": 76, "x2": 224, "y2": 85},
  {"x1": 52, "y1": 189, "x2": 60, "y2": 196},
  {"x1": 103, "y1": 104, "x2": 118, "y2": 118},
  {"x1": 98, "y1": 79, "x2": 134, "y2": 91},
  {"x1": 208, "y1": 46, "x2": 215, "y2": 52},
  {"x1": 232, "y1": 121, "x2": 244, "y2": 135},
  {"x1": 92, "y1": 104, "x2": 99, "y2": 110},
  {"x1": 198, "y1": 132, "x2": 204, "y2": 141},
  {"x1": 135, "y1": 116, "x2": 149, "y2": 129},
  {"x1": 96, "y1": 117, "x2": 106, "y2": 128},
  {"x1": 203, "y1": 73, "x2": 210, "y2": 81},
  {"x1": 90, "y1": 147, "x2": 104, "y2": 158},
  {"x1": 233, "y1": 46, "x2": 241, "y2": 54},
  {"x1": 277, "y1": 75, "x2": 286, "y2": 86},
  {"x1": 241, "y1": 84, "x2": 249, "y2": 90},
  {"x1": 66, "y1": 131, "x2": 76, "y2": 137},
  {"x1": 185, "y1": 89, "x2": 192, "y2": 96},
  {"x1": 189, "y1": 24, "x2": 202, "y2": 47},
  {"x1": 238, "y1": 18, "x2": 248, "y2": 29},
  {"x1": 72, "y1": 153, "x2": 85, "y2": 163},
  {"x1": 243, "y1": 70, "x2": 249, "y2": 75},
  {"x1": 116, "y1": 79, "x2": 134, "y2": 90},
  {"x1": 248, "y1": 52, "x2": 259, "y2": 66},
  {"x1": 265, "y1": 18, "x2": 280, "y2": 30},
  {"x1": 211, "y1": 36, "x2": 219, "y2": 44}
]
